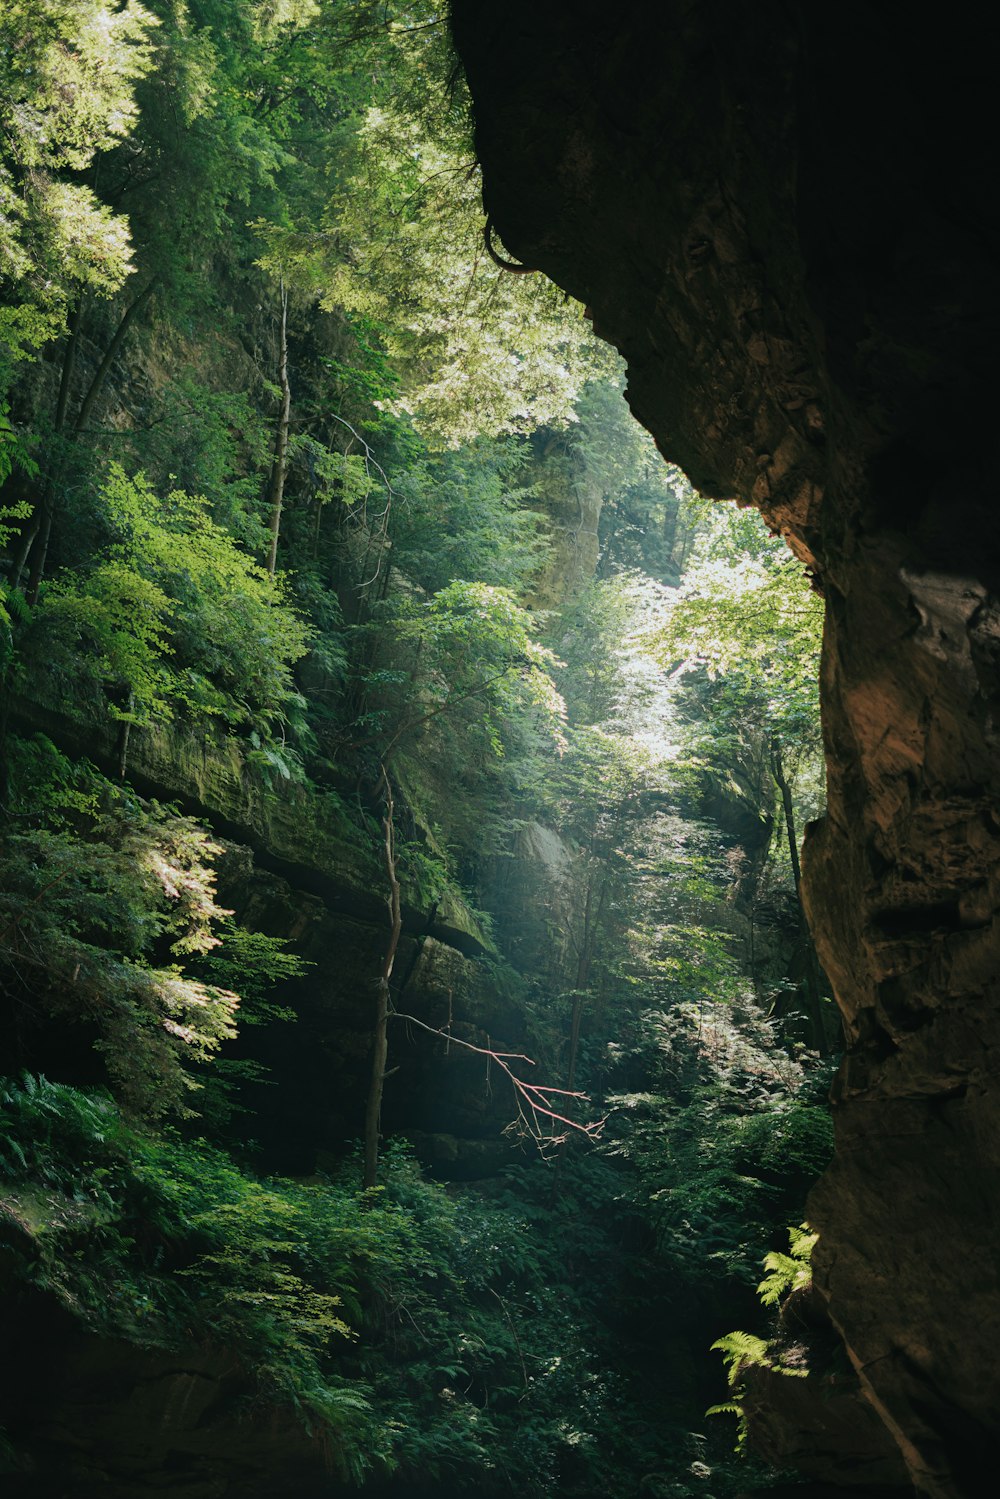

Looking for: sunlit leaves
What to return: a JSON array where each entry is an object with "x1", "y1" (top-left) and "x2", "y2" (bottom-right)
[
  {"x1": 40, "y1": 557, "x2": 176, "y2": 723},
  {"x1": 13, "y1": 0, "x2": 158, "y2": 170},
  {"x1": 0, "y1": 790, "x2": 240, "y2": 1115},
  {"x1": 653, "y1": 511, "x2": 822, "y2": 742},
  {"x1": 647, "y1": 507, "x2": 825, "y2": 852},
  {"x1": 386, "y1": 579, "x2": 567, "y2": 759},
  {"x1": 251, "y1": 5, "x2": 615, "y2": 447},
  {"x1": 757, "y1": 1222, "x2": 817, "y2": 1308},
  {"x1": 323, "y1": 105, "x2": 611, "y2": 444},
  {"x1": 28, "y1": 465, "x2": 308, "y2": 730},
  {"x1": 0, "y1": 1, "x2": 158, "y2": 378}
]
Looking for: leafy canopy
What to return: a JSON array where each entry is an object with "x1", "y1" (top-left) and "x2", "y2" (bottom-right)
[
  {"x1": 256, "y1": 4, "x2": 615, "y2": 445},
  {"x1": 0, "y1": 0, "x2": 158, "y2": 379},
  {"x1": 29, "y1": 465, "x2": 309, "y2": 730},
  {"x1": 650, "y1": 508, "x2": 823, "y2": 749}
]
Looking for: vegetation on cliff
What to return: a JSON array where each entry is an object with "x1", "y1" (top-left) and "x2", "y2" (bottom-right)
[{"x1": 1, "y1": 4, "x2": 833, "y2": 1494}]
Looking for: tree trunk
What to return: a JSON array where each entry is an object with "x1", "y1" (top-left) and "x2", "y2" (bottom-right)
[
  {"x1": 19, "y1": 283, "x2": 155, "y2": 604},
  {"x1": 363, "y1": 764, "x2": 402, "y2": 1189},
  {"x1": 566, "y1": 870, "x2": 610, "y2": 1092},
  {"x1": 12, "y1": 300, "x2": 84, "y2": 593},
  {"x1": 116, "y1": 692, "x2": 135, "y2": 779},
  {"x1": 74, "y1": 280, "x2": 157, "y2": 435},
  {"x1": 266, "y1": 279, "x2": 291, "y2": 576},
  {"x1": 566, "y1": 878, "x2": 593, "y2": 1095},
  {"x1": 770, "y1": 737, "x2": 802, "y2": 901},
  {"x1": 54, "y1": 297, "x2": 85, "y2": 434},
  {"x1": 769, "y1": 735, "x2": 834, "y2": 1051}
]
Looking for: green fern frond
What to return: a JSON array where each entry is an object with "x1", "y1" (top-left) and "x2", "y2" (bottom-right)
[
  {"x1": 3, "y1": 585, "x2": 33, "y2": 623},
  {"x1": 706, "y1": 1391, "x2": 750, "y2": 1451},
  {"x1": 706, "y1": 1400, "x2": 743, "y2": 1417},
  {"x1": 757, "y1": 1222, "x2": 817, "y2": 1305},
  {"x1": 758, "y1": 1250, "x2": 801, "y2": 1306},
  {"x1": 710, "y1": 1329, "x2": 771, "y2": 1386},
  {"x1": 788, "y1": 1222, "x2": 819, "y2": 1260}
]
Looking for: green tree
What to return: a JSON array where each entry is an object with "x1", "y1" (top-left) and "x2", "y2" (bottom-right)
[
  {"x1": 21, "y1": 465, "x2": 308, "y2": 755},
  {"x1": 359, "y1": 579, "x2": 567, "y2": 1187},
  {"x1": 650, "y1": 509, "x2": 834, "y2": 1048},
  {"x1": 256, "y1": 5, "x2": 614, "y2": 446},
  {"x1": 537, "y1": 726, "x2": 665, "y2": 1091},
  {"x1": 0, "y1": 768, "x2": 240, "y2": 1116},
  {"x1": 0, "y1": 0, "x2": 157, "y2": 384}
]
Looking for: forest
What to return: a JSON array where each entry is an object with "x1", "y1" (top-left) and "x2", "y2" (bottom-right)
[{"x1": 1, "y1": 5, "x2": 841, "y2": 1495}]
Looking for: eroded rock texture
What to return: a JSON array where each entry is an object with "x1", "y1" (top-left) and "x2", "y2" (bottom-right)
[{"x1": 450, "y1": 5, "x2": 1000, "y2": 1495}]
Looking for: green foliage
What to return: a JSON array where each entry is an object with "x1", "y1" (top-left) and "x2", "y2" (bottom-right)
[
  {"x1": 0, "y1": 7, "x2": 840, "y2": 1496},
  {"x1": 0, "y1": 755, "x2": 243, "y2": 1115},
  {"x1": 711, "y1": 1330, "x2": 773, "y2": 1388},
  {"x1": 26, "y1": 465, "x2": 308, "y2": 732},
  {"x1": 360, "y1": 579, "x2": 567, "y2": 784},
  {"x1": 389, "y1": 440, "x2": 546, "y2": 596},
  {"x1": 607, "y1": 998, "x2": 832, "y2": 1289},
  {"x1": 757, "y1": 1222, "x2": 817, "y2": 1308},
  {"x1": 0, "y1": 405, "x2": 36, "y2": 553},
  {"x1": 197, "y1": 920, "x2": 308, "y2": 1026},
  {"x1": 649, "y1": 508, "x2": 825, "y2": 863},
  {"x1": 571, "y1": 378, "x2": 698, "y2": 579},
  {"x1": 122, "y1": 379, "x2": 274, "y2": 549},
  {"x1": 6, "y1": 733, "x2": 104, "y2": 822},
  {"x1": 323, "y1": 114, "x2": 608, "y2": 444},
  {"x1": 708, "y1": 1226, "x2": 816, "y2": 1450},
  {"x1": 538, "y1": 722, "x2": 662, "y2": 840},
  {"x1": 260, "y1": 9, "x2": 614, "y2": 446},
  {"x1": 652, "y1": 509, "x2": 822, "y2": 747},
  {"x1": 0, "y1": 0, "x2": 157, "y2": 383},
  {"x1": 0, "y1": 1075, "x2": 388, "y2": 1480},
  {"x1": 0, "y1": 1082, "x2": 742, "y2": 1496},
  {"x1": 552, "y1": 576, "x2": 647, "y2": 725},
  {"x1": 705, "y1": 1331, "x2": 772, "y2": 1453}
]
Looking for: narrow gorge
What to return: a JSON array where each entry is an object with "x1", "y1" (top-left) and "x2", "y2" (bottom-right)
[{"x1": 1, "y1": 4, "x2": 994, "y2": 1497}]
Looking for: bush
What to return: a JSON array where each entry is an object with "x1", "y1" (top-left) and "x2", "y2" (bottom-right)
[{"x1": 25, "y1": 466, "x2": 309, "y2": 737}]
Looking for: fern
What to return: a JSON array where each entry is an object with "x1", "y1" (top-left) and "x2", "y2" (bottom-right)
[
  {"x1": 757, "y1": 1222, "x2": 817, "y2": 1307},
  {"x1": 788, "y1": 1221, "x2": 819, "y2": 1260},
  {"x1": 706, "y1": 1396, "x2": 748, "y2": 1449},
  {"x1": 283, "y1": 1375, "x2": 387, "y2": 1484},
  {"x1": 707, "y1": 1333, "x2": 770, "y2": 1453},
  {"x1": 710, "y1": 1329, "x2": 771, "y2": 1388},
  {"x1": 709, "y1": 1226, "x2": 820, "y2": 1449},
  {"x1": 705, "y1": 1400, "x2": 743, "y2": 1418}
]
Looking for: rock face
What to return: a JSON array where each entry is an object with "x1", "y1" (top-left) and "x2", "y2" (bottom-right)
[
  {"x1": 0, "y1": 1208, "x2": 331, "y2": 1498},
  {"x1": 526, "y1": 438, "x2": 604, "y2": 609},
  {"x1": 450, "y1": 5, "x2": 1000, "y2": 1496},
  {"x1": 0, "y1": 1322, "x2": 332, "y2": 1498},
  {"x1": 740, "y1": 1284, "x2": 909, "y2": 1490}
]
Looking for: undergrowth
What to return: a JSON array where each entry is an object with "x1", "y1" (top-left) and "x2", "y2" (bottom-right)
[{"x1": 0, "y1": 1074, "x2": 765, "y2": 1497}]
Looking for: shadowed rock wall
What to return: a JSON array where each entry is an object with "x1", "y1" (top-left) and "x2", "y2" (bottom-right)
[{"x1": 450, "y1": 5, "x2": 1000, "y2": 1495}]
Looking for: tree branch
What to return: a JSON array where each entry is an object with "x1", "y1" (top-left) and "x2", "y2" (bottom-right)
[{"x1": 389, "y1": 1008, "x2": 605, "y2": 1150}]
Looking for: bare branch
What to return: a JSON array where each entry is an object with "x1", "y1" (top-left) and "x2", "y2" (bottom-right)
[{"x1": 389, "y1": 1008, "x2": 605, "y2": 1150}]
